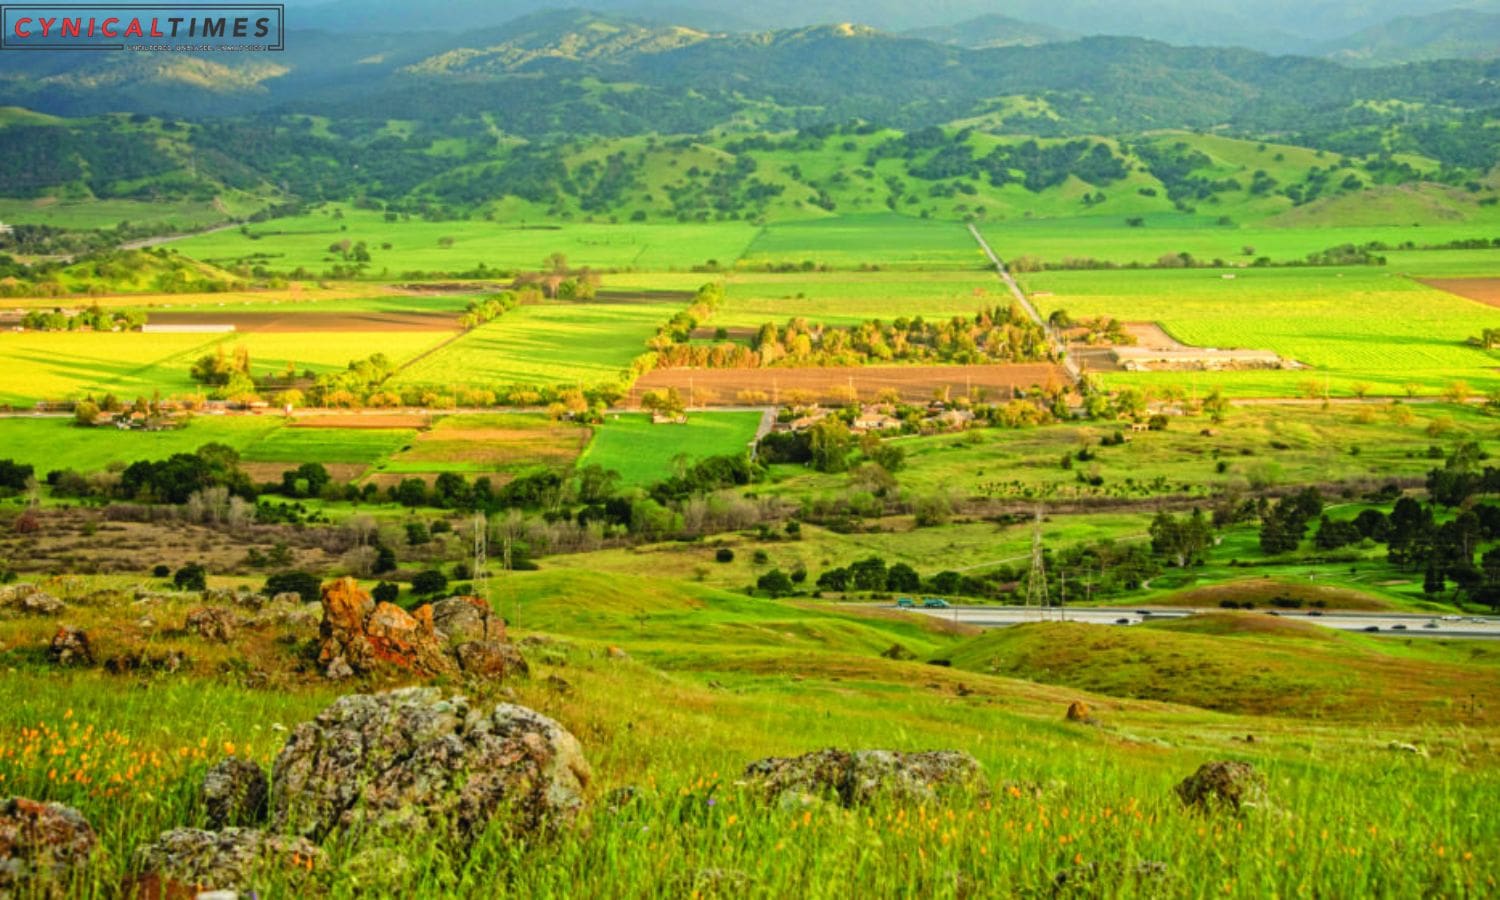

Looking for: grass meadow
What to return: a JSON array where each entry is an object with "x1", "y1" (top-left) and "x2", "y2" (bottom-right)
[
  {"x1": 714, "y1": 271, "x2": 1001, "y2": 328},
  {"x1": 738, "y1": 215, "x2": 990, "y2": 271},
  {"x1": 0, "y1": 570, "x2": 1496, "y2": 896}
]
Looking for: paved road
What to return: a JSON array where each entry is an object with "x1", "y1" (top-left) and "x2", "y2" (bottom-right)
[
  {"x1": 119, "y1": 222, "x2": 240, "y2": 251},
  {"x1": 967, "y1": 222, "x2": 1080, "y2": 382},
  {"x1": 901, "y1": 603, "x2": 1500, "y2": 640}
]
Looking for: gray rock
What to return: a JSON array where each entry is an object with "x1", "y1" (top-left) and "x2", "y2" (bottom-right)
[
  {"x1": 131, "y1": 827, "x2": 322, "y2": 894},
  {"x1": 202, "y1": 758, "x2": 269, "y2": 829},
  {"x1": 270, "y1": 688, "x2": 590, "y2": 848},
  {"x1": 0, "y1": 796, "x2": 96, "y2": 895},
  {"x1": 430, "y1": 596, "x2": 501, "y2": 644},
  {"x1": 454, "y1": 640, "x2": 530, "y2": 680},
  {"x1": 1174, "y1": 761, "x2": 1268, "y2": 814},
  {"x1": 742, "y1": 749, "x2": 985, "y2": 807},
  {"x1": 0, "y1": 584, "x2": 63, "y2": 616},
  {"x1": 185, "y1": 607, "x2": 238, "y2": 643}
]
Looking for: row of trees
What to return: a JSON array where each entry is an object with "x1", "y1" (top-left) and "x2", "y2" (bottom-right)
[{"x1": 20, "y1": 305, "x2": 146, "y2": 332}]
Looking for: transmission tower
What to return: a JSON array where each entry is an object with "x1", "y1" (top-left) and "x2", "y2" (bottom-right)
[
  {"x1": 472, "y1": 512, "x2": 490, "y2": 603},
  {"x1": 1026, "y1": 508, "x2": 1052, "y2": 619}
]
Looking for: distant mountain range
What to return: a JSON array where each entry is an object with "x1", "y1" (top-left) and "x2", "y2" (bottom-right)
[
  {"x1": 0, "y1": 8, "x2": 1497, "y2": 139},
  {"x1": 1318, "y1": 8, "x2": 1500, "y2": 65}
]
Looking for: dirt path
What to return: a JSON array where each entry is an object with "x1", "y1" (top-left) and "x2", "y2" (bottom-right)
[
  {"x1": 966, "y1": 223, "x2": 1080, "y2": 383},
  {"x1": 119, "y1": 222, "x2": 240, "y2": 251}
]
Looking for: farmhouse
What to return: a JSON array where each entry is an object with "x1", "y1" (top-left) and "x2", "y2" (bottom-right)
[{"x1": 851, "y1": 408, "x2": 901, "y2": 433}]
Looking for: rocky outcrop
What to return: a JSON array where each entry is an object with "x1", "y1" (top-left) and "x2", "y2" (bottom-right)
[
  {"x1": 185, "y1": 607, "x2": 238, "y2": 643},
  {"x1": 315, "y1": 578, "x2": 525, "y2": 681},
  {"x1": 0, "y1": 796, "x2": 97, "y2": 895},
  {"x1": 202, "y1": 758, "x2": 269, "y2": 830},
  {"x1": 0, "y1": 584, "x2": 63, "y2": 616},
  {"x1": 130, "y1": 827, "x2": 322, "y2": 895},
  {"x1": 1065, "y1": 701, "x2": 1096, "y2": 724},
  {"x1": 880, "y1": 643, "x2": 916, "y2": 661},
  {"x1": 1174, "y1": 761, "x2": 1268, "y2": 813},
  {"x1": 47, "y1": 626, "x2": 92, "y2": 667},
  {"x1": 270, "y1": 688, "x2": 589, "y2": 847},
  {"x1": 742, "y1": 749, "x2": 985, "y2": 808}
]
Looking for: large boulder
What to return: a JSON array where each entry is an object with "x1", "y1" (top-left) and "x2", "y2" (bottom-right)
[
  {"x1": 315, "y1": 578, "x2": 524, "y2": 681},
  {"x1": 0, "y1": 796, "x2": 97, "y2": 894},
  {"x1": 270, "y1": 688, "x2": 590, "y2": 847},
  {"x1": 130, "y1": 827, "x2": 322, "y2": 895},
  {"x1": 47, "y1": 626, "x2": 92, "y2": 667},
  {"x1": 742, "y1": 749, "x2": 985, "y2": 808},
  {"x1": 0, "y1": 584, "x2": 63, "y2": 616},
  {"x1": 1174, "y1": 761, "x2": 1268, "y2": 814},
  {"x1": 431, "y1": 596, "x2": 503, "y2": 644},
  {"x1": 184, "y1": 607, "x2": 238, "y2": 643},
  {"x1": 202, "y1": 758, "x2": 269, "y2": 829}
]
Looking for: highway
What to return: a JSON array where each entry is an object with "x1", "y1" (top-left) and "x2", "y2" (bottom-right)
[{"x1": 901, "y1": 604, "x2": 1500, "y2": 640}]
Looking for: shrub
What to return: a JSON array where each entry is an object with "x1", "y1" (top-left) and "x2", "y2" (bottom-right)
[
  {"x1": 411, "y1": 569, "x2": 448, "y2": 596},
  {"x1": 757, "y1": 569, "x2": 794, "y2": 597},
  {"x1": 372, "y1": 581, "x2": 400, "y2": 604},
  {"x1": 264, "y1": 570, "x2": 322, "y2": 602},
  {"x1": 173, "y1": 563, "x2": 207, "y2": 592},
  {"x1": 152, "y1": 564, "x2": 171, "y2": 578},
  {"x1": 715, "y1": 547, "x2": 735, "y2": 563}
]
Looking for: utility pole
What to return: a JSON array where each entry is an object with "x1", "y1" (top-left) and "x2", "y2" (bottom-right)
[{"x1": 472, "y1": 511, "x2": 490, "y2": 604}]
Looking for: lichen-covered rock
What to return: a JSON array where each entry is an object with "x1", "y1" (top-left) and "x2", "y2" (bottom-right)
[
  {"x1": 1174, "y1": 761, "x2": 1268, "y2": 813},
  {"x1": 0, "y1": 584, "x2": 64, "y2": 616},
  {"x1": 184, "y1": 607, "x2": 238, "y2": 643},
  {"x1": 431, "y1": 596, "x2": 502, "y2": 644},
  {"x1": 742, "y1": 749, "x2": 985, "y2": 807},
  {"x1": 130, "y1": 827, "x2": 322, "y2": 894},
  {"x1": 47, "y1": 626, "x2": 92, "y2": 667},
  {"x1": 202, "y1": 759, "x2": 269, "y2": 829},
  {"x1": 0, "y1": 796, "x2": 96, "y2": 895},
  {"x1": 270, "y1": 592, "x2": 302, "y2": 606},
  {"x1": 270, "y1": 688, "x2": 590, "y2": 847},
  {"x1": 315, "y1": 578, "x2": 525, "y2": 680},
  {"x1": 103, "y1": 650, "x2": 186, "y2": 676},
  {"x1": 454, "y1": 640, "x2": 529, "y2": 680}
]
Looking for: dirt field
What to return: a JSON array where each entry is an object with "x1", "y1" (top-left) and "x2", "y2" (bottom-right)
[
  {"x1": 631, "y1": 363, "x2": 1070, "y2": 405},
  {"x1": 241, "y1": 461, "x2": 369, "y2": 483},
  {"x1": 1420, "y1": 278, "x2": 1500, "y2": 309},
  {"x1": 146, "y1": 311, "x2": 461, "y2": 332}
]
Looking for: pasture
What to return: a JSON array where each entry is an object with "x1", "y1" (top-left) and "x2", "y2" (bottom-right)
[
  {"x1": 372, "y1": 414, "x2": 589, "y2": 483},
  {"x1": 1022, "y1": 266, "x2": 1500, "y2": 397},
  {"x1": 632, "y1": 363, "x2": 1068, "y2": 406},
  {"x1": 579, "y1": 411, "x2": 765, "y2": 486},
  {"x1": 170, "y1": 207, "x2": 760, "y2": 273}
]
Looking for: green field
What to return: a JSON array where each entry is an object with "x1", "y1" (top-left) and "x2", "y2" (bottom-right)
[
  {"x1": 0, "y1": 198, "x2": 235, "y2": 231},
  {"x1": 738, "y1": 215, "x2": 989, "y2": 270},
  {"x1": 0, "y1": 415, "x2": 413, "y2": 476},
  {"x1": 170, "y1": 207, "x2": 761, "y2": 273},
  {"x1": 391, "y1": 300, "x2": 668, "y2": 389},
  {"x1": 0, "y1": 329, "x2": 453, "y2": 404},
  {"x1": 1022, "y1": 266, "x2": 1500, "y2": 397},
  {"x1": 579, "y1": 411, "x2": 765, "y2": 485},
  {"x1": 713, "y1": 271, "x2": 1001, "y2": 328}
]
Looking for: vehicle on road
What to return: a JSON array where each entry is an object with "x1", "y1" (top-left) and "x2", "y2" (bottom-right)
[
  {"x1": 1363, "y1": 626, "x2": 1380, "y2": 632},
  {"x1": 1115, "y1": 618, "x2": 1131, "y2": 625},
  {"x1": 1392, "y1": 624, "x2": 1407, "y2": 631},
  {"x1": 922, "y1": 598, "x2": 950, "y2": 609},
  {"x1": 1423, "y1": 621, "x2": 1439, "y2": 629},
  {"x1": 896, "y1": 598, "x2": 914, "y2": 609}
]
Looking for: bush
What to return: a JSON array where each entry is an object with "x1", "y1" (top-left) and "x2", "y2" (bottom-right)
[
  {"x1": 263, "y1": 570, "x2": 322, "y2": 602},
  {"x1": 715, "y1": 547, "x2": 735, "y2": 563},
  {"x1": 152, "y1": 564, "x2": 171, "y2": 578},
  {"x1": 411, "y1": 569, "x2": 448, "y2": 596},
  {"x1": 173, "y1": 563, "x2": 207, "y2": 592},
  {"x1": 756, "y1": 569, "x2": 794, "y2": 597},
  {"x1": 372, "y1": 581, "x2": 400, "y2": 604}
]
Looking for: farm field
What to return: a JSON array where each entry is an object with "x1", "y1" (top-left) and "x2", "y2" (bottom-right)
[
  {"x1": 0, "y1": 197, "x2": 236, "y2": 231},
  {"x1": 980, "y1": 212, "x2": 1500, "y2": 266},
  {"x1": 632, "y1": 363, "x2": 1069, "y2": 406},
  {"x1": 711, "y1": 271, "x2": 1002, "y2": 329},
  {"x1": 170, "y1": 207, "x2": 761, "y2": 273},
  {"x1": 579, "y1": 411, "x2": 765, "y2": 486},
  {"x1": 371, "y1": 413, "x2": 589, "y2": 484},
  {"x1": 1022, "y1": 266, "x2": 1500, "y2": 397},
  {"x1": 391, "y1": 300, "x2": 669, "y2": 389},
  {"x1": 738, "y1": 214, "x2": 990, "y2": 270}
]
